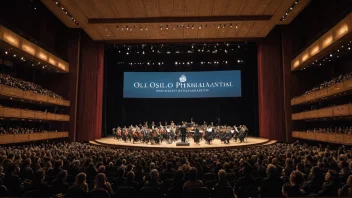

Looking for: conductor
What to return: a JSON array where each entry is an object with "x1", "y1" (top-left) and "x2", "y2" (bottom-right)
[{"x1": 180, "y1": 124, "x2": 187, "y2": 143}]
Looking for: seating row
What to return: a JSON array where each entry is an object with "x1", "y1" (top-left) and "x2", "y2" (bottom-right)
[
  {"x1": 0, "y1": 106, "x2": 69, "y2": 121},
  {"x1": 0, "y1": 132, "x2": 68, "y2": 144},
  {"x1": 291, "y1": 78, "x2": 352, "y2": 106},
  {"x1": 292, "y1": 104, "x2": 352, "y2": 120},
  {"x1": 292, "y1": 131, "x2": 352, "y2": 145},
  {"x1": 0, "y1": 85, "x2": 70, "y2": 106}
]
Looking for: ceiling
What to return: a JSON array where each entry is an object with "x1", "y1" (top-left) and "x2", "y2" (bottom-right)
[{"x1": 42, "y1": 0, "x2": 311, "y2": 42}]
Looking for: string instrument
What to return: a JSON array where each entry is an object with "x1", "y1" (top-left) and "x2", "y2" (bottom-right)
[
  {"x1": 133, "y1": 130, "x2": 138, "y2": 138},
  {"x1": 153, "y1": 130, "x2": 158, "y2": 137},
  {"x1": 161, "y1": 128, "x2": 166, "y2": 135},
  {"x1": 137, "y1": 129, "x2": 143, "y2": 138}
]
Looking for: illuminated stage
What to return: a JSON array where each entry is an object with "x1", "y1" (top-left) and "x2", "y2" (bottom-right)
[{"x1": 90, "y1": 136, "x2": 275, "y2": 150}]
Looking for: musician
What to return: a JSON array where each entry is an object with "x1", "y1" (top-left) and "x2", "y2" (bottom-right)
[
  {"x1": 180, "y1": 123, "x2": 187, "y2": 143},
  {"x1": 151, "y1": 121, "x2": 155, "y2": 129},
  {"x1": 205, "y1": 125, "x2": 214, "y2": 144},
  {"x1": 238, "y1": 125, "x2": 245, "y2": 143},
  {"x1": 194, "y1": 127, "x2": 200, "y2": 145},
  {"x1": 233, "y1": 125, "x2": 239, "y2": 142},
  {"x1": 122, "y1": 126, "x2": 127, "y2": 142},
  {"x1": 224, "y1": 127, "x2": 232, "y2": 144},
  {"x1": 113, "y1": 128, "x2": 116, "y2": 139}
]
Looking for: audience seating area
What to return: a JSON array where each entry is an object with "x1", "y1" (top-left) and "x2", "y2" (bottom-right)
[
  {"x1": 0, "y1": 73, "x2": 64, "y2": 99},
  {"x1": 0, "y1": 142, "x2": 351, "y2": 198},
  {"x1": 291, "y1": 73, "x2": 352, "y2": 106}
]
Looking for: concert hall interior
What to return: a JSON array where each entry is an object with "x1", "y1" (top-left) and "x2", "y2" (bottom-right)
[{"x1": 1, "y1": 0, "x2": 352, "y2": 197}]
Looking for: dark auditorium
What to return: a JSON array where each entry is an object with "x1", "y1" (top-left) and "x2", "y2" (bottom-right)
[{"x1": 1, "y1": 0, "x2": 352, "y2": 198}]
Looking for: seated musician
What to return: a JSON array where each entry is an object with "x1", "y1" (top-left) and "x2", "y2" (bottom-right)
[
  {"x1": 205, "y1": 126, "x2": 214, "y2": 144},
  {"x1": 194, "y1": 127, "x2": 200, "y2": 145},
  {"x1": 233, "y1": 125, "x2": 239, "y2": 142},
  {"x1": 224, "y1": 128, "x2": 232, "y2": 144}
]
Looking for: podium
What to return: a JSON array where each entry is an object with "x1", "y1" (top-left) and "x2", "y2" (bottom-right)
[{"x1": 176, "y1": 142, "x2": 190, "y2": 146}]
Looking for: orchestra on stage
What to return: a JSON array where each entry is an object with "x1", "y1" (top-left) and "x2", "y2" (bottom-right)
[{"x1": 112, "y1": 120, "x2": 249, "y2": 145}]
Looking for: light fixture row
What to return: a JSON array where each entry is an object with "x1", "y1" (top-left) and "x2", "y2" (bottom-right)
[
  {"x1": 280, "y1": 0, "x2": 299, "y2": 21},
  {"x1": 3, "y1": 49, "x2": 59, "y2": 72},
  {"x1": 115, "y1": 60, "x2": 245, "y2": 66},
  {"x1": 115, "y1": 23, "x2": 238, "y2": 31},
  {"x1": 301, "y1": 41, "x2": 352, "y2": 70},
  {"x1": 53, "y1": 0, "x2": 79, "y2": 25}
]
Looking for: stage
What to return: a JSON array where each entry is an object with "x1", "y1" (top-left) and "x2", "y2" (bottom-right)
[{"x1": 90, "y1": 136, "x2": 275, "y2": 150}]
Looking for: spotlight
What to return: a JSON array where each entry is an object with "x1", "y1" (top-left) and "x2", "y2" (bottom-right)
[
  {"x1": 5, "y1": 51, "x2": 8, "y2": 55},
  {"x1": 175, "y1": 62, "x2": 178, "y2": 65}
]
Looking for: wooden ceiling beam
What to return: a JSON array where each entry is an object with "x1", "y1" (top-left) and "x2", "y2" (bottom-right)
[{"x1": 88, "y1": 15, "x2": 272, "y2": 24}]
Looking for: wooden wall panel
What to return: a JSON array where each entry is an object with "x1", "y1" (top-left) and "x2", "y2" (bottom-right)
[{"x1": 0, "y1": 132, "x2": 68, "y2": 144}]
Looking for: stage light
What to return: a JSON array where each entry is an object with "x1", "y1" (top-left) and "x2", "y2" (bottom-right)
[
  {"x1": 175, "y1": 62, "x2": 178, "y2": 65},
  {"x1": 5, "y1": 51, "x2": 8, "y2": 55}
]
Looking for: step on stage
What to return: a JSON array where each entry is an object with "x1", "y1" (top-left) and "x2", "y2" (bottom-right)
[{"x1": 90, "y1": 137, "x2": 274, "y2": 150}]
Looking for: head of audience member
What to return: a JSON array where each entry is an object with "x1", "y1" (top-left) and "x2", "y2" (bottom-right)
[
  {"x1": 266, "y1": 164, "x2": 277, "y2": 177},
  {"x1": 94, "y1": 173, "x2": 107, "y2": 189},
  {"x1": 189, "y1": 167, "x2": 198, "y2": 181},
  {"x1": 289, "y1": 171, "x2": 305, "y2": 187},
  {"x1": 57, "y1": 170, "x2": 68, "y2": 181},
  {"x1": 218, "y1": 169, "x2": 226, "y2": 182},
  {"x1": 150, "y1": 169, "x2": 159, "y2": 182},
  {"x1": 126, "y1": 171, "x2": 135, "y2": 182},
  {"x1": 325, "y1": 169, "x2": 338, "y2": 183},
  {"x1": 75, "y1": 172, "x2": 87, "y2": 188}
]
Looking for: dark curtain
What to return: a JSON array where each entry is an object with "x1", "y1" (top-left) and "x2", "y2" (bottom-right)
[
  {"x1": 76, "y1": 33, "x2": 104, "y2": 142},
  {"x1": 257, "y1": 28, "x2": 286, "y2": 141}
]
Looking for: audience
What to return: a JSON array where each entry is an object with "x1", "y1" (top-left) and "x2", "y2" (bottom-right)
[
  {"x1": 0, "y1": 126, "x2": 54, "y2": 135},
  {"x1": 0, "y1": 73, "x2": 64, "y2": 99},
  {"x1": 0, "y1": 141, "x2": 352, "y2": 197},
  {"x1": 293, "y1": 72, "x2": 352, "y2": 98},
  {"x1": 305, "y1": 126, "x2": 352, "y2": 134}
]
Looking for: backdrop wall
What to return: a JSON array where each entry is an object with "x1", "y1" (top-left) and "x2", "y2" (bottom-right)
[{"x1": 103, "y1": 43, "x2": 259, "y2": 137}]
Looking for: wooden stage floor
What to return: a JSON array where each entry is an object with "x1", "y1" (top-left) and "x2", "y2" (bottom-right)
[{"x1": 91, "y1": 136, "x2": 272, "y2": 150}]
